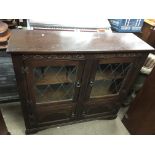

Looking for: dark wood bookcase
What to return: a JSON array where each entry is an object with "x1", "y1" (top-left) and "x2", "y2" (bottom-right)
[{"x1": 7, "y1": 30, "x2": 154, "y2": 134}]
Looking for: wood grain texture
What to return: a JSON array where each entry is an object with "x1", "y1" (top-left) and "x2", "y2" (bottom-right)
[
  {"x1": 9, "y1": 31, "x2": 153, "y2": 134},
  {"x1": 7, "y1": 30, "x2": 154, "y2": 53}
]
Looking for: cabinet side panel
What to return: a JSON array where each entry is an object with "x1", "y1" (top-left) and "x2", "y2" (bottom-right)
[
  {"x1": 11, "y1": 54, "x2": 33, "y2": 130},
  {"x1": 119, "y1": 53, "x2": 148, "y2": 103}
]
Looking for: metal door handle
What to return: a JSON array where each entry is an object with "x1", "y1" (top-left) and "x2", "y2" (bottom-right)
[
  {"x1": 75, "y1": 81, "x2": 81, "y2": 87},
  {"x1": 89, "y1": 81, "x2": 94, "y2": 87}
]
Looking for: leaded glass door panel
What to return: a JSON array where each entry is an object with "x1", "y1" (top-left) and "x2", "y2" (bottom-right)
[
  {"x1": 90, "y1": 62, "x2": 132, "y2": 98},
  {"x1": 23, "y1": 58, "x2": 84, "y2": 123},
  {"x1": 83, "y1": 59, "x2": 134, "y2": 117},
  {"x1": 34, "y1": 65, "x2": 78, "y2": 103}
]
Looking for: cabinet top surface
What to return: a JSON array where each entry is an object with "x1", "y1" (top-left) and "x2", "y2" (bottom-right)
[{"x1": 7, "y1": 30, "x2": 154, "y2": 54}]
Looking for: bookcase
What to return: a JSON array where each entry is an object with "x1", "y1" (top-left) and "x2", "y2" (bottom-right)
[{"x1": 7, "y1": 30, "x2": 154, "y2": 134}]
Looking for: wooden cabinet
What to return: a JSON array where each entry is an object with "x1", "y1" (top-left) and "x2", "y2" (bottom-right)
[{"x1": 7, "y1": 30, "x2": 154, "y2": 134}]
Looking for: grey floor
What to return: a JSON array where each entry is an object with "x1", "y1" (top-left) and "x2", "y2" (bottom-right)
[{"x1": 0, "y1": 102, "x2": 129, "y2": 135}]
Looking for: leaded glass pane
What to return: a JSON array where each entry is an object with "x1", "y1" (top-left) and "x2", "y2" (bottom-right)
[
  {"x1": 90, "y1": 63, "x2": 132, "y2": 98},
  {"x1": 33, "y1": 65, "x2": 77, "y2": 103}
]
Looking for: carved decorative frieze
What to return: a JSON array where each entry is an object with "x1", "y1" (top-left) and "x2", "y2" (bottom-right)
[
  {"x1": 94, "y1": 53, "x2": 143, "y2": 59},
  {"x1": 22, "y1": 54, "x2": 85, "y2": 61},
  {"x1": 22, "y1": 53, "x2": 144, "y2": 61}
]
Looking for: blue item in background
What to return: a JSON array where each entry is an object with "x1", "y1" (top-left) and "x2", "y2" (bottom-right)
[{"x1": 109, "y1": 19, "x2": 144, "y2": 32}]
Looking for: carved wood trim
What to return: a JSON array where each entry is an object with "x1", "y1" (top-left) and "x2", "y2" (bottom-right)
[
  {"x1": 26, "y1": 99, "x2": 38, "y2": 127},
  {"x1": 94, "y1": 53, "x2": 143, "y2": 59},
  {"x1": 22, "y1": 54, "x2": 85, "y2": 61},
  {"x1": 22, "y1": 53, "x2": 144, "y2": 61}
]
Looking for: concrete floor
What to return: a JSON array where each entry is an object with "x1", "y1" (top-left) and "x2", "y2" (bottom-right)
[{"x1": 0, "y1": 102, "x2": 129, "y2": 135}]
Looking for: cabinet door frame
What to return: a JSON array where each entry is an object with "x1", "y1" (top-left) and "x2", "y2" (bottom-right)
[
  {"x1": 21, "y1": 55, "x2": 85, "y2": 124},
  {"x1": 80, "y1": 53, "x2": 148, "y2": 117},
  {"x1": 86, "y1": 58, "x2": 135, "y2": 101}
]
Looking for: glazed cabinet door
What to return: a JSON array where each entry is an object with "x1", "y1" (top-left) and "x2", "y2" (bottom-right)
[
  {"x1": 22, "y1": 56, "x2": 84, "y2": 125},
  {"x1": 82, "y1": 55, "x2": 145, "y2": 118}
]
